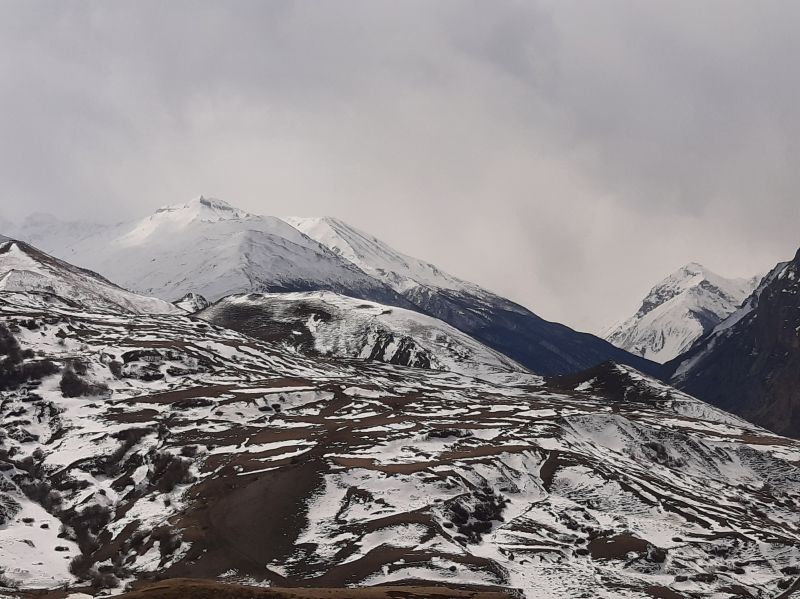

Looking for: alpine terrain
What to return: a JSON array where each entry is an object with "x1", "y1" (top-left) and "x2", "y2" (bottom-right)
[
  {"x1": 668, "y1": 246, "x2": 800, "y2": 439},
  {"x1": 605, "y1": 263, "x2": 759, "y2": 363},
  {"x1": 5, "y1": 198, "x2": 661, "y2": 377},
  {"x1": 0, "y1": 241, "x2": 799, "y2": 599},
  {"x1": 198, "y1": 292, "x2": 536, "y2": 384}
]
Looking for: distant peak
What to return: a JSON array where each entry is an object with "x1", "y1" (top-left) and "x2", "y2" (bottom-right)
[
  {"x1": 677, "y1": 262, "x2": 708, "y2": 277},
  {"x1": 154, "y1": 196, "x2": 250, "y2": 222}
]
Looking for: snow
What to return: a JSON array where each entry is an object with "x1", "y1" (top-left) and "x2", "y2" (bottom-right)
[
  {"x1": 0, "y1": 239, "x2": 178, "y2": 315},
  {"x1": 282, "y1": 216, "x2": 478, "y2": 294},
  {"x1": 1, "y1": 240, "x2": 799, "y2": 598},
  {"x1": 200, "y1": 291, "x2": 537, "y2": 382},
  {"x1": 605, "y1": 262, "x2": 760, "y2": 363},
  {"x1": 5, "y1": 198, "x2": 400, "y2": 304},
  {"x1": 0, "y1": 495, "x2": 79, "y2": 588}
]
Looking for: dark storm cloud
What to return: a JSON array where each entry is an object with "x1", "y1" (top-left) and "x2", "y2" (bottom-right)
[{"x1": 0, "y1": 1, "x2": 798, "y2": 331}]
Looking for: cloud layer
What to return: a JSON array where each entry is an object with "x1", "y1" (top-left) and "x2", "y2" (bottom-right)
[{"x1": 1, "y1": 1, "x2": 798, "y2": 331}]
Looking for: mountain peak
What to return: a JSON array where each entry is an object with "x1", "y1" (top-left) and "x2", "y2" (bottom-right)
[
  {"x1": 154, "y1": 196, "x2": 251, "y2": 222},
  {"x1": 605, "y1": 262, "x2": 760, "y2": 363},
  {"x1": 678, "y1": 262, "x2": 708, "y2": 277}
]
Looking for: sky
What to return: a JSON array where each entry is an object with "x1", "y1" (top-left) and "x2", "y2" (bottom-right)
[{"x1": 1, "y1": 1, "x2": 799, "y2": 333}]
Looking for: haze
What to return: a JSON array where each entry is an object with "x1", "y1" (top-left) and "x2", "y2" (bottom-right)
[{"x1": 1, "y1": 1, "x2": 799, "y2": 332}]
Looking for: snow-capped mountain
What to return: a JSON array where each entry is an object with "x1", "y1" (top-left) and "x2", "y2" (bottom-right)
[
  {"x1": 283, "y1": 217, "x2": 663, "y2": 377},
  {"x1": 282, "y1": 217, "x2": 479, "y2": 294},
  {"x1": 199, "y1": 291, "x2": 537, "y2": 384},
  {"x1": 8, "y1": 200, "x2": 661, "y2": 377},
  {"x1": 668, "y1": 248, "x2": 800, "y2": 438},
  {"x1": 0, "y1": 238, "x2": 179, "y2": 315},
  {"x1": 1, "y1": 248, "x2": 799, "y2": 597},
  {"x1": 605, "y1": 263, "x2": 759, "y2": 363},
  {"x1": 6, "y1": 197, "x2": 408, "y2": 308}
]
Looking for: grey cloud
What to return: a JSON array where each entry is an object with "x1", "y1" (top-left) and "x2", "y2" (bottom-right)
[{"x1": 0, "y1": 1, "x2": 798, "y2": 332}]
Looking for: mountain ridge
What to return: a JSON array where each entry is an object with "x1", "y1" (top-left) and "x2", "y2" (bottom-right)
[
  {"x1": 666, "y1": 247, "x2": 800, "y2": 437},
  {"x1": 7, "y1": 198, "x2": 662, "y2": 377}
]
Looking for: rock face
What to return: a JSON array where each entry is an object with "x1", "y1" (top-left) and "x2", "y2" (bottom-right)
[
  {"x1": 605, "y1": 263, "x2": 759, "y2": 363},
  {"x1": 668, "y1": 248, "x2": 800, "y2": 438}
]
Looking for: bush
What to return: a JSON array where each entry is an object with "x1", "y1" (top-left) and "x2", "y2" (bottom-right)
[
  {"x1": 60, "y1": 368, "x2": 108, "y2": 398},
  {"x1": 0, "y1": 567, "x2": 16, "y2": 589},
  {"x1": 0, "y1": 325, "x2": 60, "y2": 390},
  {"x1": 108, "y1": 360, "x2": 123, "y2": 378},
  {"x1": 153, "y1": 528, "x2": 182, "y2": 560},
  {"x1": 68, "y1": 554, "x2": 93, "y2": 579},
  {"x1": 91, "y1": 571, "x2": 119, "y2": 589},
  {"x1": 149, "y1": 451, "x2": 194, "y2": 493}
]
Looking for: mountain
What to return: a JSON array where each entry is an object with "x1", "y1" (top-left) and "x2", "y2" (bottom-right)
[
  {"x1": 6, "y1": 198, "x2": 409, "y2": 308},
  {"x1": 1, "y1": 251, "x2": 799, "y2": 597},
  {"x1": 283, "y1": 217, "x2": 663, "y2": 377},
  {"x1": 668, "y1": 248, "x2": 800, "y2": 438},
  {"x1": 8, "y1": 201, "x2": 660, "y2": 377},
  {"x1": 198, "y1": 291, "x2": 537, "y2": 384},
  {"x1": 0, "y1": 238, "x2": 179, "y2": 315},
  {"x1": 605, "y1": 263, "x2": 760, "y2": 363}
]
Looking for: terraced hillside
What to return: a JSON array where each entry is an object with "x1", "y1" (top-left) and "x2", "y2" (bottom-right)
[{"x1": 0, "y1": 291, "x2": 799, "y2": 598}]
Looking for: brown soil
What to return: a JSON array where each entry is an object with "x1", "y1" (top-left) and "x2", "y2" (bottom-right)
[
  {"x1": 117, "y1": 578, "x2": 515, "y2": 599},
  {"x1": 588, "y1": 532, "x2": 650, "y2": 560}
]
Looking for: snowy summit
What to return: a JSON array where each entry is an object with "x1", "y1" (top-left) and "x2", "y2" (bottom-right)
[{"x1": 605, "y1": 262, "x2": 760, "y2": 363}]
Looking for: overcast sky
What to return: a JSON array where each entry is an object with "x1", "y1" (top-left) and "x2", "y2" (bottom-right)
[{"x1": 1, "y1": 1, "x2": 799, "y2": 332}]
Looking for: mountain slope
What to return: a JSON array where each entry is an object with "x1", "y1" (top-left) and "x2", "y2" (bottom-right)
[
  {"x1": 198, "y1": 291, "x2": 537, "y2": 384},
  {"x1": 0, "y1": 238, "x2": 179, "y2": 314},
  {"x1": 0, "y1": 247, "x2": 798, "y2": 597},
  {"x1": 1, "y1": 288, "x2": 798, "y2": 597},
  {"x1": 9, "y1": 202, "x2": 660, "y2": 377},
  {"x1": 284, "y1": 217, "x2": 663, "y2": 377},
  {"x1": 7, "y1": 198, "x2": 410, "y2": 307},
  {"x1": 667, "y1": 248, "x2": 800, "y2": 438},
  {"x1": 605, "y1": 263, "x2": 759, "y2": 363}
]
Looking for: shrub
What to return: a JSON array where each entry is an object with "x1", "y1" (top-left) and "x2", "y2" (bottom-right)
[
  {"x1": 68, "y1": 554, "x2": 93, "y2": 579},
  {"x1": 60, "y1": 368, "x2": 108, "y2": 398},
  {"x1": 149, "y1": 451, "x2": 194, "y2": 493},
  {"x1": 153, "y1": 528, "x2": 182, "y2": 560},
  {"x1": 108, "y1": 361, "x2": 123, "y2": 378},
  {"x1": 0, "y1": 567, "x2": 16, "y2": 589},
  {"x1": 91, "y1": 570, "x2": 119, "y2": 589},
  {"x1": 0, "y1": 325, "x2": 60, "y2": 390}
]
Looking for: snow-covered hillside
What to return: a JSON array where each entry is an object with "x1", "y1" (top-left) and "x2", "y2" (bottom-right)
[
  {"x1": 605, "y1": 263, "x2": 759, "y2": 362},
  {"x1": 1, "y1": 281, "x2": 799, "y2": 597},
  {"x1": 7, "y1": 199, "x2": 660, "y2": 376},
  {"x1": 199, "y1": 291, "x2": 536, "y2": 384},
  {"x1": 0, "y1": 246, "x2": 798, "y2": 597},
  {"x1": 0, "y1": 239, "x2": 179, "y2": 315},
  {"x1": 282, "y1": 216, "x2": 662, "y2": 377},
  {"x1": 282, "y1": 217, "x2": 480, "y2": 295},
  {"x1": 6, "y1": 198, "x2": 407, "y2": 306}
]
